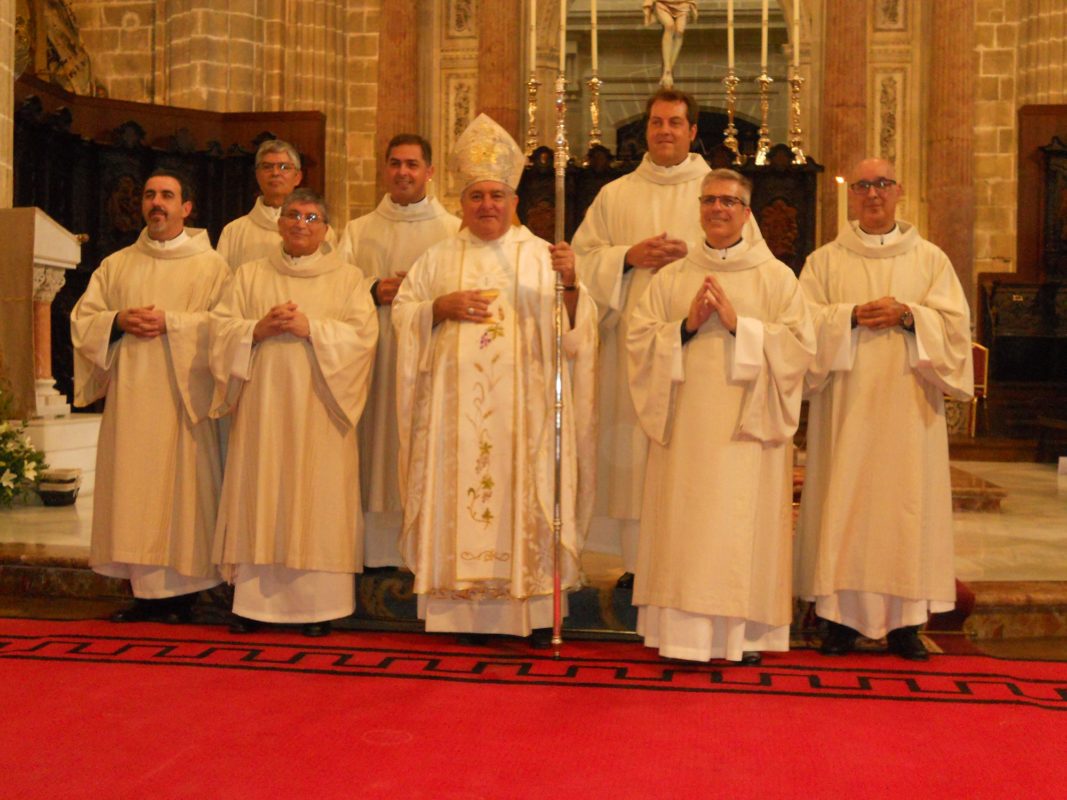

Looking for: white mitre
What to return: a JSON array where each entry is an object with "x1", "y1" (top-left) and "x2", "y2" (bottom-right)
[{"x1": 449, "y1": 113, "x2": 525, "y2": 191}]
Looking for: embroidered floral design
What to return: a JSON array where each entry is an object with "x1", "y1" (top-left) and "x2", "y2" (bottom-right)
[
  {"x1": 479, "y1": 306, "x2": 505, "y2": 349},
  {"x1": 465, "y1": 345, "x2": 503, "y2": 527}
]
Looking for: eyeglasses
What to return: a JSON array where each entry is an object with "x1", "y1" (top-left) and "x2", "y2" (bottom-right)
[
  {"x1": 848, "y1": 178, "x2": 897, "y2": 194},
  {"x1": 281, "y1": 211, "x2": 324, "y2": 225},
  {"x1": 699, "y1": 194, "x2": 747, "y2": 209},
  {"x1": 257, "y1": 162, "x2": 297, "y2": 173}
]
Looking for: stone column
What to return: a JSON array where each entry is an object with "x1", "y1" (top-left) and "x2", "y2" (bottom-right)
[
  {"x1": 375, "y1": 1, "x2": 419, "y2": 199},
  {"x1": 926, "y1": 0, "x2": 976, "y2": 306},
  {"x1": 0, "y1": 0, "x2": 14, "y2": 208},
  {"x1": 477, "y1": 0, "x2": 523, "y2": 140},
  {"x1": 818, "y1": 0, "x2": 867, "y2": 243},
  {"x1": 32, "y1": 266, "x2": 72, "y2": 417}
]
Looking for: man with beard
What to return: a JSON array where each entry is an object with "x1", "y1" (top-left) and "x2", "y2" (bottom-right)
[{"x1": 71, "y1": 170, "x2": 230, "y2": 623}]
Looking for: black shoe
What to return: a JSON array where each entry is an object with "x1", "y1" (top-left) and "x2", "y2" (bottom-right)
[
  {"x1": 615, "y1": 572, "x2": 635, "y2": 590},
  {"x1": 301, "y1": 621, "x2": 332, "y2": 638},
  {"x1": 886, "y1": 626, "x2": 929, "y2": 661},
  {"x1": 456, "y1": 633, "x2": 491, "y2": 646},
  {"x1": 228, "y1": 615, "x2": 263, "y2": 634},
  {"x1": 529, "y1": 628, "x2": 554, "y2": 650},
  {"x1": 739, "y1": 651, "x2": 762, "y2": 666},
  {"x1": 110, "y1": 598, "x2": 163, "y2": 623},
  {"x1": 160, "y1": 594, "x2": 197, "y2": 624},
  {"x1": 820, "y1": 621, "x2": 860, "y2": 655}
]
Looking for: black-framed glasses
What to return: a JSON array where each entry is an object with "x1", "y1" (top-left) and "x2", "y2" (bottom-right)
[
  {"x1": 257, "y1": 162, "x2": 297, "y2": 173},
  {"x1": 699, "y1": 194, "x2": 747, "y2": 209},
  {"x1": 848, "y1": 178, "x2": 897, "y2": 194},
  {"x1": 281, "y1": 211, "x2": 324, "y2": 225}
]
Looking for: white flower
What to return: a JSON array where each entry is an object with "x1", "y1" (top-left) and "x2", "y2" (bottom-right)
[
  {"x1": 24, "y1": 463, "x2": 37, "y2": 482},
  {"x1": 1, "y1": 469, "x2": 16, "y2": 489},
  {"x1": 0, "y1": 422, "x2": 9, "y2": 434}
]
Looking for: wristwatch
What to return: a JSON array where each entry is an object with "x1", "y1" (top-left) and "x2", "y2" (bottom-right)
[{"x1": 900, "y1": 308, "x2": 914, "y2": 330}]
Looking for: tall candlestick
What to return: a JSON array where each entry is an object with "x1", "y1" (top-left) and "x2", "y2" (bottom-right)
[
  {"x1": 529, "y1": 0, "x2": 537, "y2": 73},
  {"x1": 590, "y1": 0, "x2": 598, "y2": 73},
  {"x1": 559, "y1": 0, "x2": 567, "y2": 73},
  {"x1": 793, "y1": 0, "x2": 800, "y2": 68},
  {"x1": 760, "y1": 0, "x2": 768, "y2": 71},
  {"x1": 836, "y1": 176, "x2": 848, "y2": 233},
  {"x1": 727, "y1": 0, "x2": 735, "y2": 71}
]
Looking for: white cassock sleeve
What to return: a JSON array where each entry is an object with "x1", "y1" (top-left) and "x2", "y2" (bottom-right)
[
  {"x1": 905, "y1": 252, "x2": 974, "y2": 401},
  {"x1": 625, "y1": 274, "x2": 685, "y2": 446},
  {"x1": 572, "y1": 194, "x2": 631, "y2": 322},
  {"x1": 70, "y1": 263, "x2": 120, "y2": 408},
  {"x1": 209, "y1": 274, "x2": 258, "y2": 419},
  {"x1": 799, "y1": 258, "x2": 858, "y2": 396}
]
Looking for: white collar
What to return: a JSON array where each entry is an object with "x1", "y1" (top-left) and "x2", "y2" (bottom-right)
[
  {"x1": 703, "y1": 237, "x2": 747, "y2": 260},
  {"x1": 855, "y1": 224, "x2": 901, "y2": 247},
  {"x1": 143, "y1": 229, "x2": 190, "y2": 250}
]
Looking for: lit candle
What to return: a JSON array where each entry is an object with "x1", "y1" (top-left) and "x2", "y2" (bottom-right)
[
  {"x1": 727, "y1": 0, "x2": 735, "y2": 71},
  {"x1": 793, "y1": 0, "x2": 800, "y2": 68},
  {"x1": 836, "y1": 176, "x2": 848, "y2": 232},
  {"x1": 560, "y1": 0, "x2": 567, "y2": 73},
  {"x1": 591, "y1": 0, "x2": 598, "y2": 73},
  {"x1": 760, "y1": 0, "x2": 768, "y2": 71},
  {"x1": 529, "y1": 0, "x2": 537, "y2": 74}
]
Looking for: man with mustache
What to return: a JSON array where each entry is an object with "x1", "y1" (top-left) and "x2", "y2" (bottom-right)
[
  {"x1": 216, "y1": 138, "x2": 337, "y2": 270},
  {"x1": 338, "y1": 134, "x2": 460, "y2": 571},
  {"x1": 796, "y1": 158, "x2": 974, "y2": 661},
  {"x1": 392, "y1": 114, "x2": 597, "y2": 646},
  {"x1": 573, "y1": 88, "x2": 760, "y2": 589},
  {"x1": 627, "y1": 169, "x2": 814, "y2": 664},
  {"x1": 71, "y1": 170, "x2": 230, "y2": 624}
]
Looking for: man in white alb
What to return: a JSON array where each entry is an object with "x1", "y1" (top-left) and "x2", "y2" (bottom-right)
[
  {"x1": 211, "y1": 189, "x2": 378, "y2": 637},
  {"x1": 573, "y1": 88, "x2": 760, "y2": 588},
  {"x1": 338, "y1": 133, "x2": 460, "y2": 570},
  {"x1": 796, "y1": 158, "x2": 973, "y2": 661},
  {"x1": 216, "y1": 138, "x2": 336, "y2": 270},
  {"x1": 627, "y1": 169, "x2": 814, "y2": 664},
  {"x1": 71, "y1": 170, "x2": 230, "y2": 623}
]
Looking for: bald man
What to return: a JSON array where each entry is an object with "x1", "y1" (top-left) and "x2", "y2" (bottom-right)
[{"x1": 795, "y1": 158, "x2": 973, "y2": 661}]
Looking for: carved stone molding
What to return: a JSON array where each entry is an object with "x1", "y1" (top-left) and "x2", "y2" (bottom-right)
[
  {"x1": 32, "y1": 264, "x2": 67, "y2": 304},
  {"x1": 873, "y1": 0, "x2": 906, "y2": 32},
  {"x1": 876, "y1": 70, "x2": 902, "y2": 166},
  {"x1": 447, "y1": 0, "x2": 476, "y2": 40},
  {"x1": 444, "y1": 72, "x2": 476, "y2": 196}
]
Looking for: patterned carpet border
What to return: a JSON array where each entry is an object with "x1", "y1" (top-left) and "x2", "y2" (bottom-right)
[{"x1": 2, "y1": 627, "x2": 1065, "y2": 711}]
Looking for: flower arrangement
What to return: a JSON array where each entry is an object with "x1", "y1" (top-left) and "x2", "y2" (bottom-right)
[{"x1": 0, "y1": 390, "x2": 48, "y2": 507}]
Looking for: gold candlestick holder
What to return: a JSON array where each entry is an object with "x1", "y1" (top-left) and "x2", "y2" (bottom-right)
[
  {"x1": 585, "y1": 74, "x2": 603, "y2": 164},
  {"x1": 553, "y1": 72, "x2": 570, "y2": 235},
  {"x1": 788, "y1": 66, "x2": 807, "y2": 165},
  {"x1": 722, "y1": 70, "x2": 745, "y2": 166},
  {"x1": 525, "y1": 72, "x2": 542, "y2": 161},
  {"x1": 754, "y1": 71, "x2": 773, "y2": 166}
]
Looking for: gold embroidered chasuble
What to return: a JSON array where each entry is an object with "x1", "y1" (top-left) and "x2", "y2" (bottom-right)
[
  {"x1": 796, "y1": 221, "x2": 974, "y2": 615},
  {"x1": 392, "y1": 225, "x2": 598, "y2": 601},
  {"x1": 209, "y1": 247, "x2": 378, "y2": 578},
  {"x1": 71, "y1": 228, "x2": 231, "y2": 578}
]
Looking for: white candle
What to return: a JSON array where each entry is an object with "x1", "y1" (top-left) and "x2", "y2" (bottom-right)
[
  {"x1": 560, "y1": 0, "x2": 567, "y2": 73},
  {"x1": 727, "y1": 0, "x2": 735, "y2": 71},
  {"x1": 793, "y1": 0, "x2": 800, "y2": 68},
  {"x1": 529, "y1": 0, "x2": 537, "y2": 74},
  {"x1": 761, "y1": 0, "x2": 768, "y2": 71},
  {"x1": 836, "y1": 176, "x2": 848, "y2": 232},
  {"x1": 591, "y1": 0, "x2": 598, "y2": 73}
]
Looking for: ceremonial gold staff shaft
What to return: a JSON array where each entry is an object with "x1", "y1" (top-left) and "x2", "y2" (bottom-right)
[{"x1": 551, "y1": 68, "x2": 569, "y2": 658}]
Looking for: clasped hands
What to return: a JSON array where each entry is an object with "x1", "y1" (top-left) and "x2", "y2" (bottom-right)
[
  {"x1": 852, "y1": 296, "x2": 909, "y2": 329},
  {"x1": 253, "y1": 301, "x2": 311, "y2": 342},
  {"x1": 686, "y1": 275, "x2": 737, "y2": 335},
  {"x1": 432, "y1": 242, "x2": 577, "y2": 325},
  {"x1": 626, "y1": 232, "x2": 688, "y2": 272},
  {"x1": 117, "y1": 305, "x2": 167, "y2": 339}
]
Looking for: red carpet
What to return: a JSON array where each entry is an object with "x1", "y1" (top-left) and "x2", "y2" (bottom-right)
[{"x1": 2, "y1": 618, "x2": 1065, "y2": 799}]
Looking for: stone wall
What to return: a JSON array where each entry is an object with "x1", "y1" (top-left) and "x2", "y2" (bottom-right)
[
  {"x1": 67, "y1": 0, "x2": 382, "y2": 224},
  {"x1": 974, "y1": 0, "x2": 1019, "y2": 277}
]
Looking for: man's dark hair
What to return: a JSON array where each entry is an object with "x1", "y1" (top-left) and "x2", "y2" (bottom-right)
[
  {"x1": 146, "y1": 168, "x2": 194, "y2": 203},
  {"x1": 386, "y1": 133, "x2": 433, "y2": 165},
  {"x1": 645, "y1": 88, "x2": 699, "y2": 126}
]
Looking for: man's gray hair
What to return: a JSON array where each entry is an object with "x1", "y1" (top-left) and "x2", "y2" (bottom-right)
[
  {"x1": 702, "y1": 168, "x2": 752, "y2": 205},
  {"x1": 256, "y1": 138, "x2": 302, "y2": 170},
  {"x1": 281, "y1": 188, "x2": 328, "y2": 224}
]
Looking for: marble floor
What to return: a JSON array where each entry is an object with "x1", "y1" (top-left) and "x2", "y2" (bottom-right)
[{"x1": 2, "y1": 460, "x2": 1066, "y2": 580}]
